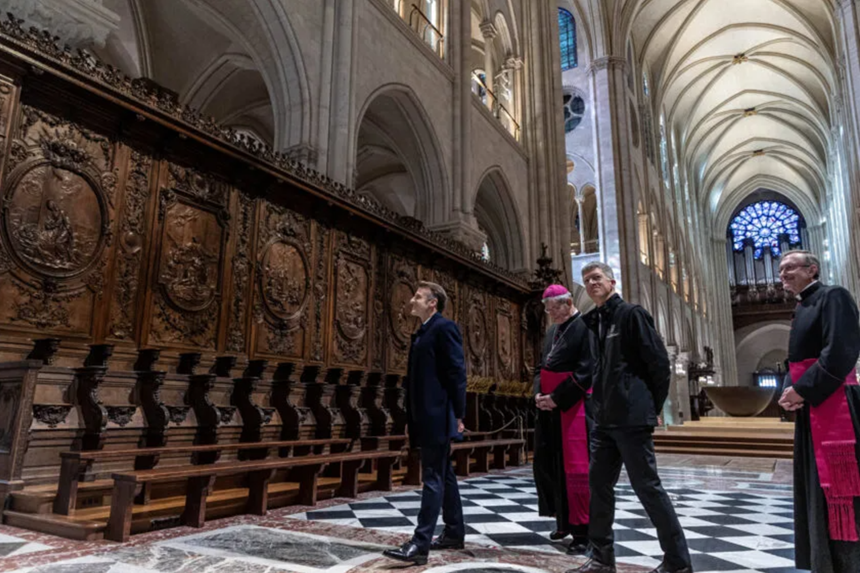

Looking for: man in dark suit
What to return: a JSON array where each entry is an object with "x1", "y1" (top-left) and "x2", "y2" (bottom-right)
[{"x1": 383, "y1": 281, "x2": 467, "y2": 565}]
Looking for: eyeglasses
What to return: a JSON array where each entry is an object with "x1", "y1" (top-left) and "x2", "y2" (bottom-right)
[{"x1": 778, "y1": 263, "x2": 811, "y2": 275}]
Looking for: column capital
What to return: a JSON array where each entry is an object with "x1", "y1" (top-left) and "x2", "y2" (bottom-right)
[
  {"x1": 588, "y1": 56, "x2": 628, "y2": 75},
  {"x1": 479, "y1": 20, "x2": 498, "y2": 40}
]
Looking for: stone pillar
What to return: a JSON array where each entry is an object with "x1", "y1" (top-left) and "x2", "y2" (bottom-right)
[
  {"x1": 836, "y1": 0, "x2": 860, "y2": 296},
  {"x1": 507, "y1": 57, "x2": 524, "y2": 139},
  {"x1": 588, "y1": 56, "x2": 642, "y2": 302},
  {"x1": 316, "y1": 0, "x2": 357, "y2": 184},
  {"x1": 807, "y1": 224, "x2": 827, "y2": 275},
  {"x1": 521, "y1": 0, "x2": 568, "y2": 280},
  {"x1": 480, "y1": 20, "x2": 496, "y2": 109},
  {"x1": 577, "y1": 198, "x2": 586, "y2": 255},
  {"x1": 711, "y1": 237, "x2": 738, "y2": 386},
  {"x1": 429, "y1": 0, "x2": 484, "y2": 251}
]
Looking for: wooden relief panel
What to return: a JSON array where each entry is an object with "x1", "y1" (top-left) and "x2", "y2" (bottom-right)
[
  {"x1": 386, "y1": 254, "x2": 418, "y2": 373},
  {"x1": 332, "y1": 233, "x2": 371, "y2": 367},
  {"x1": 433, "y1": 270, "x2": 459, "y2": 323},
  {"x1": 465, "y1": 289, "x2": 490, "y2": 376},
  {"x1": 252, "y1": 203, "x2": 312, "y2": 359},
  {"x1": 0, "y1": 76, "x2": 19, "y2": 178},
  {"x1": 495, "y1": 298, "x2": 514, "y2": 379},
  {"x1": 148, "y1": 165, "x2": 228, "y2": 350},
  {"x1": 225, "y1": 193, "x2": 254, "y2": 353},
  {"x1": 310, "y1": 220, "x2": 329, "y2": 363},
  {"x1": 0, "y1": 106, "x2": 116, "y2": 336},
  {"x1": 108, "y1": 149, "x2": 152, "y2": 340}
]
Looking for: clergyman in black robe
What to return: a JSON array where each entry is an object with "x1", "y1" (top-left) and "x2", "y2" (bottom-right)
[
  {"x1": 532, "y1": 284, "x2": 594, "y2": 554},
  {"x1": 778, "y1": 250, "x2": 860, "y2": 573}
]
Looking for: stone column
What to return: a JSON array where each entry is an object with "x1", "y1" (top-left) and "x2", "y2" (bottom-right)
[
  {"x1": 588, "y1": 56, "x2": 643, "y2": 302},
  {"x1": 836, "y1": 0, "x2": 860, "y2": 295},
  {"x1": 318, "y1": 0, "x2": 357, "y2": 185},
  {"x1": 577, "y1": 198, "x2": 585, "y2": 255},
  {"x1": 480, "y1": 20, "x2": 496, "y2": 109},
  {"x1": 711, "y1": 236, "x2": 738, "y2": 386},
  {"x1": 428, "y1": 0, "x2": 484, "y2": 251},
  {"x1": 521, "y1": 0, "x2": 568, "y2": 280},
  {"x1": 507, "y1": 57, "x2": 524, "y2": 139}
]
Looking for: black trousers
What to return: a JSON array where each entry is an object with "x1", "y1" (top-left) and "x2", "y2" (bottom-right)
[
  {"x1": 412, "y1": 444, "x2": 465, "y2": 551},
  {"x1": 589, "y1": 426, "x2": 690, "y2": 570}
]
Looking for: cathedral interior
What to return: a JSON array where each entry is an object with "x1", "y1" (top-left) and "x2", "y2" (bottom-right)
[{"x1": 0, "y1": 0, "x2": 857, "y2": 572}]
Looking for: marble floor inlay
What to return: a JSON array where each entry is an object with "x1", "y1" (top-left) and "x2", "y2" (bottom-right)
[
  {"x1": 0, "y1": 454, "x2": 801, "y2": 573},
  {"x1": 295, "y1": 460, "x2": 802, "y2": 573}
]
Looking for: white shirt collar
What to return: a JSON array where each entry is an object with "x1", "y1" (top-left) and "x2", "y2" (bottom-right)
[
  {"x1": 796, "y1": 280, "x2": 819, "y2": 300},
  {"x1": 422, "y1": 312, "x2": 437, "y2": 326}
]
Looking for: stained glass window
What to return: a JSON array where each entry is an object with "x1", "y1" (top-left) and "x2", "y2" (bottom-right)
[
  {"x1": 481, "y1": 242, "x2": 490, "y2": 262},
  {"x1": 559, "y1": 9, "x2": 577, "y2": 70},
  {"x1": 730, "y1": 201, "x2": 802, "y2": 259},
  {"x1": 563, "y1": 93, "x2": 585, "y2": 132}
]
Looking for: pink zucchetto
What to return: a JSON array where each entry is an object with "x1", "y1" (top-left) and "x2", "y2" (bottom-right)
[{"x1": 542, "y1": 284, "x2": 570, "y2": 300}]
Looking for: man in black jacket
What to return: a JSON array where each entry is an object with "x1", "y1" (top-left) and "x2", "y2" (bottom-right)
[
  {"x1": 572, "y1": 262, "x2": 691, "y2": 573},
  {"x1": 383, "y1": 281, "x2": 467, "y2": 565}
]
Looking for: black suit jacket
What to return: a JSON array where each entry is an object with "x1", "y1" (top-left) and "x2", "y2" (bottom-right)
[{"x1": 405, "y1": 313, "x2": 467, "y2": 447}]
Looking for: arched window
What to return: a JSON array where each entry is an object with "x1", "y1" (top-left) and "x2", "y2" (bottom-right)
[
  {"x1": 730, "y1": 201, "x2": 802, "y2": 259},
  {"x1": 558, "y1": 9, "x2": 578, "y2": 70},
  {"x1": 481, "y1": 242, "x2": 491, "y2": 262},
  {"x1": 563, "y1": 93, "x2": 585, "y2": 132}
]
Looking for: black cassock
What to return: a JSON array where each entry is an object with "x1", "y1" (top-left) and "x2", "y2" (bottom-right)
[
  {"x1": 532, "y1": 312, "x2": 594, "y2": 535},
  {"x1": 788, "y1": 282, "x2": 860, "y2": 573}
]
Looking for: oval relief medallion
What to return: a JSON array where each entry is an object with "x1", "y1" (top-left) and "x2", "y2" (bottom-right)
[
  {"x1": 468, "y1": 306, "x2": 487, "y2": 357},
  {"x1": 3, "y1": 163, "x2": 106, "y2": 278},
  {"x1": 261, "y1": 240, "x2": 309, "y2": 320}
]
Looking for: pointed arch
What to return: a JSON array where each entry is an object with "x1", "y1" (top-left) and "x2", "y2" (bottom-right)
[
  {"x1": 353, "y1": 83, "x2": 449, "y2": 224},
  {"x1": 473, "y1": 167, "x2": 527, "y2": 270},
  {"x1": 180, "y1": 0, "x2": 312, "y2": 151}
]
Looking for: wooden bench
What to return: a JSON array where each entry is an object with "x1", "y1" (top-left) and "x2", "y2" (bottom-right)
[
  {"x1": 451, "y1": 438, "x2": 524, "y2": 476},
  {"x1": 54, "y1": 438, "x2": 352, "y2": 515},
  {"x1": 105, "y1": 448, "x2": 403, "y2": 542},
  {"x1": 403, "y1": 436, "x2": 525, "y2": 482}
]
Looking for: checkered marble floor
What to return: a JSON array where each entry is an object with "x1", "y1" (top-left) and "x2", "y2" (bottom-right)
[
  {"x1": 0, "y1": 533, "x2": 52, "y2": 559},
  {"x1": 290, "y1": 469, "x2": 801, "y2": 573}
]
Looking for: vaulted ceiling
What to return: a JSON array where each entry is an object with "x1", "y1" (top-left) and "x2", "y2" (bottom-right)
[
  {"x1": 629, "y1": 0, "x2": 836, "y2": 220},
  {"x1": 97, "y1": 0, "x2": 281, "y2": 147}
]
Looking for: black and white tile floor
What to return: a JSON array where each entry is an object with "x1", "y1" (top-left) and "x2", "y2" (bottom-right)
[
  {"x1": 290, "y1": 468, "x2": 802, "y2": 573},
  {"x1": 0, "y1": 534, "x2": 52, "y2": 560}
]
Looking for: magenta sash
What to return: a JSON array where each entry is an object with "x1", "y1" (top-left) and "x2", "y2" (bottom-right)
[
  {"x1": 540, "y1": 369, "x2": 590, "y2": 526},
  {"x1": 790, "y1": 358, "x2": 860, "y2": 541}
]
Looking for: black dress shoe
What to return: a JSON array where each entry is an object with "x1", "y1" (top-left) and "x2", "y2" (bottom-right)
[
  {"x1": 430, "y1": 533, "x2": 464, "y2": 550},
  {"x1": 648, "y1": 564, "x2": 692, "y2": 573},
  {"x1": 565, "y1": 558, "x2": 617, "y2": 573},
  {"x1": 566, "y1": 537, "x2": 589, "y2": 555},
  {"x1": 550, "y1": 530, "x2": 570, "y2": 541},
  {"x1": 382, "y1": 542, "x2": 428, "y2": 565}
]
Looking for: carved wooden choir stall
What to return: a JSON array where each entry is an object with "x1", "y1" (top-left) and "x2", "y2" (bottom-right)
[{"x1": 0, "y1": 17, "x2": 554, "y2": 541}]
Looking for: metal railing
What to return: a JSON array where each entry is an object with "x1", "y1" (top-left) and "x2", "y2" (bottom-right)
[
  {"x1": 470, "y1": 72, "x2": 521, "y2": 141},
  {"x1": 408, "y1": 4, "x2": 445, "y2": 58}
]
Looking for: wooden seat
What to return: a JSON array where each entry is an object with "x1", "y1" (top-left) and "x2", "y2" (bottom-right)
[
  {"x1": 105, "y1": 448, "x2": 403, "y2": 542},
  {"x1": 403, "y1": 437, "x2": 525, "y2": 483},
  {"x1": 451, "y1": 438, "x2": 524, "y2": 476},
  {"x1": 55, "y1": 438, "x2": 352, "y2": 516}
]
